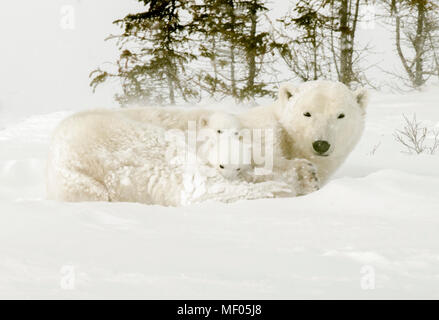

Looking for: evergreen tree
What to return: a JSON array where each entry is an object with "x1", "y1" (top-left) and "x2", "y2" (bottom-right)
[
  {"x1": 190, "y1": 0, "x2": 245, "y2": 99},
  {"x1": 90, "y1": 0, "x2": 196, "y2": 106},
  {"x1": 272, "y1": 0, "x2": 333, "y2": 81},
  {"x1": 274, "y1": 0, "x2": 371, "y2": 88},
  {"x1": 190, "y1": 0, "x2": 273, "y2": 102},
  {"x1": 91, "y1": 0, "x2": 276, "y2": 105},
  {"x1": 238, "y1": 0, "x2": 272, "y2": 101}
]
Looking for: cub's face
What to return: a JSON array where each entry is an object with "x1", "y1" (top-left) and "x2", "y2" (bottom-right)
[
  {"x1": 278, "y1": 81, "x2": 368, "y2": 159},
  {"x1": 204, "y1": 132, "x2": 252, "y2": 180},
  {"x1": 197, "y1": 112, "x2": 251, "y2": 179}
]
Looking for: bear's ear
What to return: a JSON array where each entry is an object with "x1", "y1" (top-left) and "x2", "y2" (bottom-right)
[
  {"x1": 354, "y1": 88, "x2": 369, "y2": 110},
  {"x1": 278, "y1": 82, "x2": 297, "y2": 107},
  {"x1": 198, "y1": 115, "x2": 209, "y2": 128}
]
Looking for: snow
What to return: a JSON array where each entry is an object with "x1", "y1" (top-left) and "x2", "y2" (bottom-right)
[{"x1": 1, "y1": 88, "x2": 439, "y2": 299}]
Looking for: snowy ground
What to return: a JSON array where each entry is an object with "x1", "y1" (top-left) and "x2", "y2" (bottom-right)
[{"x1": 0, "y1": 88, "x2": 439, "y2": 299}]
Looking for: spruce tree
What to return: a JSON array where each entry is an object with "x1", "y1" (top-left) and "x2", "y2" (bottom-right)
[
  {"x1": 90, "y1": 0, "x2": 196, "y2": 106},
  {"x1": 274, "y1": 0, "x2": 371, "y2": 88},
  {"x1": 190, "y1": 0, "x2": 243, "y2": 99},
  {"x1": 273, "y1": 0, "x2": 333, "y2": 81},
  {"x1": 190, "y1": 0, "x2": 273, "y2": 102},
  {"x1": 238, "y1": 0, "x2": 271, "y2": 101}
]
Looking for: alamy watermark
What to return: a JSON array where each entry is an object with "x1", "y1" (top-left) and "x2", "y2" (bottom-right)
[
  {"x1": 60, "y1": 5, "x2": 76, "y2": 30},
  {"x1": 60, "y1": 265, "x2": 76, "y2": 290},
  {"x1": 163, "y1": 121, "x2": 275, "y2": 175},
  {"x1": 360, "y1": 265, "x2": 375, "y2": 290}
]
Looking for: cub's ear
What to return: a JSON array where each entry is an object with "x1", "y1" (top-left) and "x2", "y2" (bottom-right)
[
  {"x1": 278, "y1": 82, "x2": 297, "y2": 107},
  {"x1": 198, "y1": 115, "x2": 209, "y2": 128},
  {"x1": 354, "y1": 88, "x2": 369, "y2": 110}
]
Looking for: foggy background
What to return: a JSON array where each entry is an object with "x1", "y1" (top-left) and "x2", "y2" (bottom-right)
[{"x1": 0, "y1": 0, "x2": 395, "y2": 123}]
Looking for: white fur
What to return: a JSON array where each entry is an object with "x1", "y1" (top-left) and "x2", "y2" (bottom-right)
[
  {"x1": 154, "y1": 80, "x2": 367, "y2": 184},
  {"x1": 197, "y1": 112, "x2": 252, "y2": 180},
  {"x1": 47, "y1": 110, "x2": 290, "y2": 205},
  {"x1": 47, "y1": 80, "x2": 366, "y2": 205},
  {"x1": 274, "y1": 80, "x2": 368, "y2": 183}
]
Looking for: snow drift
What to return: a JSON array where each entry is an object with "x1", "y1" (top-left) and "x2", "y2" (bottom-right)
[{"x1": 0, "y1": 88, "x2": 438, "y2": 299}]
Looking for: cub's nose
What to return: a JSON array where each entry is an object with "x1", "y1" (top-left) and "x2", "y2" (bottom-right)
[{"x1": 312, "y1": 140, "x2": 330, "y2": 154}]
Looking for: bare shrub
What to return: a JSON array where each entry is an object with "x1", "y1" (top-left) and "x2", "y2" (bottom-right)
[{"x1": 394, "y1": 114, "x2": 439, "y2": 155}]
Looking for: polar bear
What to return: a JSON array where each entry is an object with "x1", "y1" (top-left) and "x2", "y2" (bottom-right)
[
  {"x1": 259, "y1": 80, "x2": 369, "y2": 183},
  {"x1": 121, "y1": 80, "x2": 368, "y2": 185},
  {"x1": 46, "y1": 110, "x2": 293, "y2": 205}
]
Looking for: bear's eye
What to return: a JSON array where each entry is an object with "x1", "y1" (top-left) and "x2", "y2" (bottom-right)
[
  {"x1": 234, "y1": 132, "x2": 239, "y2": 135},
  {"x1": 217, "y1": 130, "x2": 222, "y2": 134},
  {"x1": 338, "y1": 113, "x2": 345, "y2": 119},
  {"x1": 236, "y1": 168, "x2": 241, "y2": 171},
  {"x1": 304, "y1": 112, "x2": 311, "y2": 117}
]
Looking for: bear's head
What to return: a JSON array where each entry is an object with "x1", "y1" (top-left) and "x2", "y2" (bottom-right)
[
  {"x1": 197, "y1": 112, "x2": 252, "y2": 180},
  {"x1": 276, "y1": 80, "x2": 369, "y2": 161}
]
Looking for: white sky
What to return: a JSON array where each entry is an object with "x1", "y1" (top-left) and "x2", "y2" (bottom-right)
[
  {"x1": 0, "y1": 0, "x2": 144, "y2": 120},
  {"x1": 0, "y1": 0, "x2": 396, "y2": 121}
]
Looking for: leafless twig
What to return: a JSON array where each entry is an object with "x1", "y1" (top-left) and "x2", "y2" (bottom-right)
[{"x1": 394, "y1": 114, "x2": 439, "y2": 155}]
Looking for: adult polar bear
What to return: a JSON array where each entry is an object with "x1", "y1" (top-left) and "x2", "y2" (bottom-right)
[
  {"x1": 122, "y1": 80, "x2": 369, "y2": 184},
  {"x1": 245, "y1": 80, "x2": 369, "y2": 183}
]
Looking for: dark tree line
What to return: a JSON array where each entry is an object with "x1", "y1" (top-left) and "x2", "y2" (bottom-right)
[{"x1": 91, "y1": 0, "x2": 439, "y2": 106}]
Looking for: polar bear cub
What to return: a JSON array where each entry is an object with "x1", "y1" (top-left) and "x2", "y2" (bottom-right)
[
  {"x1": 196, "y1": 112, "x2": 252, "y2": 180},
  {"x1": 194, "y1": 112, "x2": 318, "y2": 197}
]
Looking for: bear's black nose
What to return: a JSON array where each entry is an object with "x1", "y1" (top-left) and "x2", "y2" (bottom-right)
[{"x1": 312, "y1": 140, "x2": 330, "y2": 154}]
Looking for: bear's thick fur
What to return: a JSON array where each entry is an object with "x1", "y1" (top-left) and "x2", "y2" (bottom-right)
[
  {"x1": 46, "y1": 110, "x2": 300, "y2": 205},
  {"x1": 47, "y1": 80, "x2": 366, "y2": 204},
  {"x1": 120, "y1": 80, "x2": 368, "y2": 184}
]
